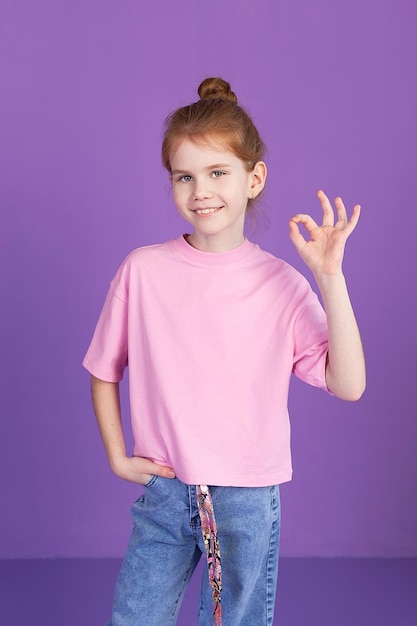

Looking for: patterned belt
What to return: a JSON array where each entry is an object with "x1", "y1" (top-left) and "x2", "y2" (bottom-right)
[{"x1": 196, "y1": 485, "x2": 222, "y2": 626}]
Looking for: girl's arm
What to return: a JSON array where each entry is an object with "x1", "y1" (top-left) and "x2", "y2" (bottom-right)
[
  {"x1": 289, "y1": 190, "x2": 366, "y2": 401},
  {"x1": 91, "y1": 375, "x2": 176, "y2": 483}
]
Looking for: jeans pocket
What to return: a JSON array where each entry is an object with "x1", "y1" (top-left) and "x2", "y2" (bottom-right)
[{"x1": 144, "y1": 474, "x2": 159, "y2": 488}]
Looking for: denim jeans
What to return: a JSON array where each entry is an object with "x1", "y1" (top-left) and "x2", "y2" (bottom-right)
[{"x1": 109, "y1": 477, "x2": 280, "y2": 626}]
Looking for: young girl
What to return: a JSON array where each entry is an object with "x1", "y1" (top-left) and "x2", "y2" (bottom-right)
[{"x1": 83, "y1": 77, "x2": 365, "y2": 626}]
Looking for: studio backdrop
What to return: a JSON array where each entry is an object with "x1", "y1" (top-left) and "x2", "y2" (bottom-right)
[{"x1": 1, "y1": 0, "x2": 416, "y2": 559}]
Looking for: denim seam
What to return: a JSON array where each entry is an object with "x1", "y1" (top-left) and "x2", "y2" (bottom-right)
[
  {"x1": 265, "y1": 485, "x2": 280, "y2": 625},
  {"x1": 169, "y1": 550, "x2": 201, "y2": 625}
]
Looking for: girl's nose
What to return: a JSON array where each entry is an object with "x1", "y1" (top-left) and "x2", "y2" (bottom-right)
[{"x1": 193, "y1": 180, "x2": 214, "y2": 200}]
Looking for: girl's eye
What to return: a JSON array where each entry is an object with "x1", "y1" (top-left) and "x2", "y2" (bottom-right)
[
  {"x1": 178, "y1": 175, "x2": 193, "y2": 183},
  {"x1": 211, "y1": 170, "x2": 225, "y2": 178}
]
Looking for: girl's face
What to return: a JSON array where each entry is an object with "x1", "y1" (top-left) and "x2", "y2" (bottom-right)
[{"x1": 170, "y1": 139, "x2": 266, "y2": 252}]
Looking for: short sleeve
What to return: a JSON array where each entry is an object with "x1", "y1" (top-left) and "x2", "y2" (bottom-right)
[
  {"x1": 82, "y1": 279, "x2": 129, "y2": 383},
  {"x1": 292, "y1": 296, "x2": 329, "y2": 391}
]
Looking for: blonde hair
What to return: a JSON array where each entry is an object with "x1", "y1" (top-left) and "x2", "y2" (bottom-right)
[{"x1": 162, "y1": 78, "x2": 266, "y2": 211}]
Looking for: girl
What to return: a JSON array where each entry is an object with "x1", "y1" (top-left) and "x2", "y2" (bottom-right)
[{"x1": 83, "y1": 77, "x2": 365, "y2": 626}]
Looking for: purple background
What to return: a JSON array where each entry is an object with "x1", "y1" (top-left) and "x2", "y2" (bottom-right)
[{"x1": 1, "y1": 0, "x2": 416, "y2": 559}]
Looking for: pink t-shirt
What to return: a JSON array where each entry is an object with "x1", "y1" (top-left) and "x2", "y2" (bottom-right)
[{"x1": 83, "y1": 235, "x2": 329, "y2": 486}]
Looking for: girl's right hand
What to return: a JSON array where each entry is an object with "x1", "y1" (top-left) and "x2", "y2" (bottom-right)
[{"x1": 111, "y1": 455, "x2": 176, "y2": 485}]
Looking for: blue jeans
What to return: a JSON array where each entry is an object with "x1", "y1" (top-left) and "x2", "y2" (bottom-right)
[{"x1": 110, "y1": 477, "x2": 280, "y2": 625}]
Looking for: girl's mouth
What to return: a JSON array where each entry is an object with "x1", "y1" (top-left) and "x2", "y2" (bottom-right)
[{"x1": 194, "y1": 206, "x2": 223, "y2": 216}]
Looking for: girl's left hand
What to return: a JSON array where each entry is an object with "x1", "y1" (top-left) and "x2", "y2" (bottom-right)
[{"x1": 289, "y1": 190, "x2": 361, "y2": 277}]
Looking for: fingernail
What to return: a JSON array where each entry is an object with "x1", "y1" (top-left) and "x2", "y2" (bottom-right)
[{"x1": 168, "y1": 470, "x2": 175, "y2": 478}]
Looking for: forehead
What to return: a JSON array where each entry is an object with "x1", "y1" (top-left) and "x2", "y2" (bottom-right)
[{"x1": 170, "y1": 138, "x2": 241, "y2": 168}]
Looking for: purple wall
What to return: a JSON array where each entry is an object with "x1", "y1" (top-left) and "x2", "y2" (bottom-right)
[{"x1": 1, "y1": 0, "x2": 416, "y2": 558}]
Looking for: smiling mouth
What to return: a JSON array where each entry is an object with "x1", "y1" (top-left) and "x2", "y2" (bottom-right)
[{"x1": 194, "y1": 206, "x2": 224, "y2": 215}]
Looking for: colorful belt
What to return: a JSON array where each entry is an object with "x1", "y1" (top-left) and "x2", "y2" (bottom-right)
[{"x1": 196, "y1": 485, "x2": 222, "y2": 626}]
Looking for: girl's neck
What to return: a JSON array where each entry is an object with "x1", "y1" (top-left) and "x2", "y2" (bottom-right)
[{"x1": 185, "y1": 232, "x2": 246, "y2": 253}]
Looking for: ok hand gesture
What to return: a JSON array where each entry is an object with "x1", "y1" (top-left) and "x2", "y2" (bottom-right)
[{"x1": 289, "y1": 190, "x2": 361, "y2": 277}]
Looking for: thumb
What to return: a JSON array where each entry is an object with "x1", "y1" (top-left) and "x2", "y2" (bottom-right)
[{"x1": 147, "y1": 460, "x2": 176, "y2": 479}]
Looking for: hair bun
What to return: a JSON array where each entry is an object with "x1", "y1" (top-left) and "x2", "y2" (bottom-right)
[{"x1": 198, "y1": 77, "x2": 238, "y2": 104}]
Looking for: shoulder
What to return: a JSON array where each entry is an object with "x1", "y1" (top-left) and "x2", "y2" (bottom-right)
[
  {"x1": 250, "y1": 243, "x2": 317, "y2": 303},
  {"x1": 252, "y1": 243, "x2": 308, "y2": 282},
  {"x1": 115, "y1": 239, "x2": 174, "y2": 274},
  {"x1": 108, "y1": 239, "x2": 175, "y2": 296},
  {"x1": 124, "y1": 239, "x2": 173, "y2": 264}
]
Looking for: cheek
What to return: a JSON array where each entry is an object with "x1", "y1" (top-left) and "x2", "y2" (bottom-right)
[{"x1": 172, "y1": 186, "x2": 187, "y2": 209}]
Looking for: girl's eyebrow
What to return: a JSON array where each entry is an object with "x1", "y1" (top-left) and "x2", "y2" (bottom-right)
[{"x1": 171, "y1": 163, "x2": 231, "y2": 176}]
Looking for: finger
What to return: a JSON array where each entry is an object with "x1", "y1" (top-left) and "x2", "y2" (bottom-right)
[
  {"x1": 334, "y1": 196, "x2": 348, "y2": 228},
  {"x1": 133, "y1": 457, "x2": 176, "y2": 479},
  {"x1": 340, "y1": 203, "x2": 361, "y2": 237},
  {"x1": 317, "y1": 189, "x2": 334, "y2": 227},
  {"x1": 147, "y1": 460, "x2": 176, "y2": 479},
  {"x1": 290, "y1": 213, "x2": 319, "y2": 232},
  {"x1": 349, "y1": 203, "x2": 361, "y2": 228},
  {"x1": 289, "y1": 219, "x2": 307, "y2": 253}
]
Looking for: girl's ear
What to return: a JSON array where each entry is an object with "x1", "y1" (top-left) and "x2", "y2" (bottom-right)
[{"x1": 249, "y1": 161, "x2": 267, "y2": 199}]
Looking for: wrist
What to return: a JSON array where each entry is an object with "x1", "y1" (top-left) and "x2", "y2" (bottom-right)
[
  {"x1": 108, "y1": 451, "x2": 129, "y2": 477},
  {"x1": 313, "y1": 270, "x2": 346, "y2": 290}
]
